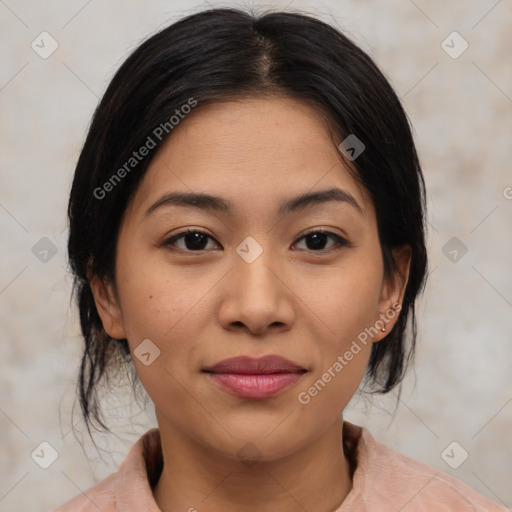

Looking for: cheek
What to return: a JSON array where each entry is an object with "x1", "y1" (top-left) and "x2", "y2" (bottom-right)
[
  {"x1": 114, "y1": 247, "x2": 216, "y2": 359},
  {"x1": 293, "y1": 262, "x2": 381, "y2": 427},
  {"x1": 300, "y1": 251, "x2": 384, "y2": 345}
]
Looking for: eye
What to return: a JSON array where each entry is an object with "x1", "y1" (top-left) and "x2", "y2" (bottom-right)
[
  {"x1": 162, "y1": 228, "x2": 350, "y2": 253},
  {"x1": 162, "y1": 228, "x2": 221, "y2": 252},
  {"x1": 292, "y1": 230, "x2": 350, "y2": 252}
]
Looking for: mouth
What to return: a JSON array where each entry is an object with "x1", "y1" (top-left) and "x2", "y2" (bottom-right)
[{"x1": 202, "y1": 355, "x2": 308, "y2": 399}]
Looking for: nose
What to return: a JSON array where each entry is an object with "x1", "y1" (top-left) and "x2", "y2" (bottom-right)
[{"x1": 217, "y1": 245, "x2": 295, "y2": 336}]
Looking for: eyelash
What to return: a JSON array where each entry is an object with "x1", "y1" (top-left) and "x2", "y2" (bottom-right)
[{"x1": 162, "y1": 228, "x2": 351, "y2": 254}]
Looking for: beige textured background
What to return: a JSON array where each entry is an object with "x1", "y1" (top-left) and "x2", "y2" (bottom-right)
[{"x1": 1, "y1": 1, "x2": 511, "y2": 510}]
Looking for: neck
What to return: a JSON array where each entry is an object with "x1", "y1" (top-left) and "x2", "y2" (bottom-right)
[{"x1": 153, "y1": 417, "x2": 353, "y2": 512}]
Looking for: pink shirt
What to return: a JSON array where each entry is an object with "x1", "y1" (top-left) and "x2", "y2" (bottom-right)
[{"x1": 54, "y1": 422, "x2": 507, "y2": 511}]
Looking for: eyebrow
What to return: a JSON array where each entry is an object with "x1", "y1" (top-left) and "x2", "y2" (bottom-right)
[{"x1": 144, "y1": 187, "x2": 363, "y2": 218}]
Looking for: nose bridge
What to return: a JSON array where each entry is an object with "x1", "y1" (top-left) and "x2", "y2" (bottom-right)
[
  {"x1": 233, "y1": 237, "x2": 281, "y2": 300},
  {"x1": 218, "y1": 236, "x2": 294, "y2": 333}
]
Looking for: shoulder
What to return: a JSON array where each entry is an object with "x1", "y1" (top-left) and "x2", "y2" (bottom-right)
[
  {"x1": 52, "y1": 428, "x2": 162, "y2": 512},
  {"x1": 341, "y1": 422, "x2": 508, "y2": 511},
  {"x1": 52, "y1": 472, "x2": 117, "y2": 511}
]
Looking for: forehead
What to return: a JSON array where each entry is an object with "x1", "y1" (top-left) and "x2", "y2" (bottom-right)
[{"x1": 125, "y1": 96, "x2": 373, "y2": 221}]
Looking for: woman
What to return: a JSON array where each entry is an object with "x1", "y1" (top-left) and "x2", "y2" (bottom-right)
[{"x1": 55, "y1": 7, "x2": 507, "y2": 511}]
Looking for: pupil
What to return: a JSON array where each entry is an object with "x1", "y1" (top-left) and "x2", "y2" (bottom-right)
[
  {"x1": 186, "y1": 232, "x2": 207, "y2": 250},
  {"x1": 307, "y1": 233, "x2": 327, "y2": 250}
]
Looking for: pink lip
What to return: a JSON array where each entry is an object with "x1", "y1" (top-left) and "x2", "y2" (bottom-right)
[{"x1": 203, "y1": 355, "x2": 307, "y2": 399}]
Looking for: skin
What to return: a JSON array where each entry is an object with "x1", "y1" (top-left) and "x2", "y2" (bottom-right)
[{"x1": 91, "y1": 96, "x2": 411, "y2": 512}]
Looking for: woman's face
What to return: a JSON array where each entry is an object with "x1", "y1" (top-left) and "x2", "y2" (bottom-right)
[{"x1": 92, "y1": 96, "x2": 409, "y2": 461}]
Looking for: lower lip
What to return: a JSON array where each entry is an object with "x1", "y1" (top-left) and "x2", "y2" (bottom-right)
[{"x1": 207, "y1": 372, "x2": 304, "y2": 398}]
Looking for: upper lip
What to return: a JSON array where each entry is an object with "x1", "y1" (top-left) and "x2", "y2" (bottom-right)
[{"x1": 203, "y1": 355, "x2": 307, "y2": 374}]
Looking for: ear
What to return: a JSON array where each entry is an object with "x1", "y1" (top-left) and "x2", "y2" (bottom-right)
[
  {"x1": 373, "y1": 244, "x2": 411, "y2": 342},
  {"x1": 89, "y1": 275, "x2": 127, "y2": 340}
]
